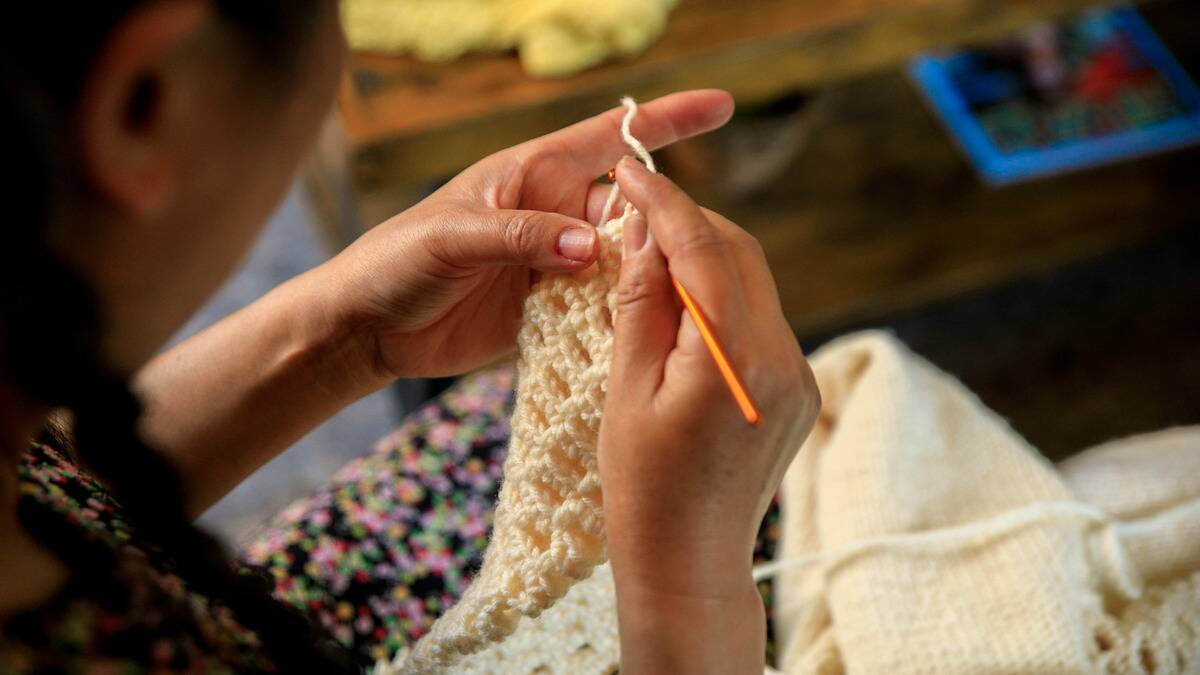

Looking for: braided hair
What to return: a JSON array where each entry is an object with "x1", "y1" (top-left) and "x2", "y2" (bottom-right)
[{"x1": 2, "y1": 3, "x2": 359, "y2": 672}]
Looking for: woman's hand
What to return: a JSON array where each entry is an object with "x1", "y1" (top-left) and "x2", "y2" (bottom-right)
[
  {"x1": 137, "y1": 91, "x2": 731, "y2": 516},
  {"x1": 599, "y1": 157, "x2": 820, "y2": 674},
  {"x1": 318, "y1": 90, "x2": 734, "y2": 381}
]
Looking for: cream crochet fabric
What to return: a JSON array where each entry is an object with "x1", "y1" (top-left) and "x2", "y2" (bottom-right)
[
  {"x1": 342, "y1": 0, "x2": 679, "y2": 77},
  {"x1": 378, "y1": 211, "x2": 626, "y2": 674},
  {"x1": 451, "y1": 564, "x2": 619, "y2": 674}
]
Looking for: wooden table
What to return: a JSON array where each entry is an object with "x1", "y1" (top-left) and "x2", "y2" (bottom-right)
[{"x1": 308, "y1": 0, "x2": 1128, "y2": 244}]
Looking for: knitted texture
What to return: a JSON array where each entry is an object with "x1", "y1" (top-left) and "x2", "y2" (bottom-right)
[
  {"x1": 379, "y1": 212, "x2": 626, "y2": 674},
  {"x1": 447, "y1": 560, "x2": 783, "y2": 675},
  {"x1": 453, "y1": 563, "x2": 619, "y2": 674},
  {"x1": 774, "y1": 331, "x2": 1200, "y2": 675},
  {"x1": 341, "y1": 0, "x2": 679, "y2": 77}
]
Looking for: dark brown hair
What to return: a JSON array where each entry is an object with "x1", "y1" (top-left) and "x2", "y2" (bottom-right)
[{"x1": 1, "y1": 3, "x2": 358, "y2": 671}]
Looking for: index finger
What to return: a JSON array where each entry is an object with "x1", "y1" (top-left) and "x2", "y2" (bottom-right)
[
  {"x1": 532, "y1": 90, "x2": 735, "y2": 179},
  {"x1": 613, "y1": 156, "x2": 746, "y2": 330}
]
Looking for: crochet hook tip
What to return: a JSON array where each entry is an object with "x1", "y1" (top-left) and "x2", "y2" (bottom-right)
[{"x1": 671, "y1": 277, "x2": 762, "y2": 426}]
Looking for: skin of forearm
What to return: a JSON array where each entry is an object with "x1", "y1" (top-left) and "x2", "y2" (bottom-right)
[
  {"x1": 134, "y1": 270, "x2": 389, "y2": 518},
  {"x1": 608, "y1": 534, "x2": 766, "y2": 674}
]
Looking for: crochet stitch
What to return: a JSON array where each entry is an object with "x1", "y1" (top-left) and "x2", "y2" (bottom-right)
[
  {"x1": 452, "y1": 563, "x2": 620, "y2": 674},
  {"x1": 378, "y1": 95, "x2": 653, "y2": 674},
  {"x1": 384, "y1": 209, "x2": 626, "y2": 673}
]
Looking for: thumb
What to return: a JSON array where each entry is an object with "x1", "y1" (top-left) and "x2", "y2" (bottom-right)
[
  {"x1": 430, "y1": 207, "x2": 599, "y2": 272},
  {"x1": 610, "y1": 211, "x2": 679, "y2": 398}
]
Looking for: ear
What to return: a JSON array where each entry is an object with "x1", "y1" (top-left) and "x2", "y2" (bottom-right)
[{"x1": 75, "y1": 0, "x2": 210, "y2": 220}]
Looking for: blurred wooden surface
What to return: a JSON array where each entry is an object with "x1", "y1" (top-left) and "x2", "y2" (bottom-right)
[
  {"x1": 315, "y1": 0, "x2": 1142, "y2": 234},
  {"x1": 679, "y1": 0, "x2": 1200, "y2": 339},
  {"x1": 800, "y1": 224, "x2": 1200, "y2": 461},
  {"x1": 690, "y1": 76, "x2": 1200, "y2": 339},
  {"x1": 732, "y1": 0, "x2": 1200, "y2": 457},
  {"x1": 308, "y1": 0, "x2": 1200, "y2": 456}
]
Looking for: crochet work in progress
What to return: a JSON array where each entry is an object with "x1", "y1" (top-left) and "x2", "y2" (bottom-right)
[
  {"x1": 442, "y1": 334, "x2": 1200, "y2": 675},
  {"x1": 380, "y1": 208, "x2": 627, "y2": 675},
  {"x1": 376, "y1": 97, "x2": 652, "y2": 674}
]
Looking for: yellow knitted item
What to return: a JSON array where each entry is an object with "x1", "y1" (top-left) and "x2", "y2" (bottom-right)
[
  {"x1": 341, "y1": 0, "x2": 679, "y2": 77},
  {"x1": 378, "y1": 211, "x2": 626, "y2": 674}
]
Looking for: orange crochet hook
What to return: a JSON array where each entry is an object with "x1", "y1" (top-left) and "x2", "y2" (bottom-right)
[{"x1": 672, "y1": 277, "x2": 761, "y2": 426}]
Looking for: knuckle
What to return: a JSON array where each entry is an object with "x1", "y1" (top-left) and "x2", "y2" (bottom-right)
[
  {"x1": 419, "y1": 206, "x2": 468, "y2": 256},
  {"x1": 701, "y1": 207, "x2": 762, "y2": 254},
  {"x1": 674, "y1": 230, "x2": 729, "y2": 260},
  {"x1": 510, "y1": 147, "x2": 550, "y2": 177},
  {"x1": 738, "y1": 230, "x2": 765, "y2": 257},
  {"x1": 775, "y1": 363, "x2": 806, "y2": 403},
  {"x1": 603, "y1": 111, "x2": 624, "y2": 141},
  {"x1": 743, "y1": 360, "x2": 779, "y2": 404},
  {"x1": 748, "y1": 345, "x2": 815, "y2": 411},
  {"x1": 805, "y1": 366, "x2": 823, "y2": 422},
  {"x1": 780, "y1": 358, "x2": 821, "y2": 423},
  {"x1": 615, "y1": 265, "x2": 664, "y2": 311},
  {"x1": 501, "y1": 212, "x2": 544, "y2": 257},
  {"x1": 434, "y1": 203, "x2": 472, "y2": 233}
]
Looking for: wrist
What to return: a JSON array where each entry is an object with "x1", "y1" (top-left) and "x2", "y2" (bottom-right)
[
  {"x1": 278, "y1": 267, "x2": 394, "y2": 398},
  {"x1": 611, "y1": 557, "x2": 765, "y2": 674},
  {"x1": 134, "y1": 267, "x2": 395, "y2": 516},
  {"x1": 606, "y1": 524, "x2": 758, "y2": 602}
]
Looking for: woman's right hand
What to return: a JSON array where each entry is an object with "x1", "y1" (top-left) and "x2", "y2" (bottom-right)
[{"x1": 598, "y1": 156, "x2": 820, "y2": 674}]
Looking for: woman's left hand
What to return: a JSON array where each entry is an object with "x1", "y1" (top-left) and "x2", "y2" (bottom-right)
[{"x1": 317, "y1": 90, "x2": 734, "y2": 380}]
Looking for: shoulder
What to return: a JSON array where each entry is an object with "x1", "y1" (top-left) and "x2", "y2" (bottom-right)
[
  {"x1": 18, "y1": 440, "x2": 134, "y2": 545},
  {"x1": 3, "y1": 444, "x2": 274, "y2": 673}
]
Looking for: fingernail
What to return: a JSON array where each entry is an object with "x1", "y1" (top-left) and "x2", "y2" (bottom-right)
[
  {"x1": 623, "y1": 212, "x2": 648, "y2": 255},
  {"x1": 557, "y1": 227, "x2": 596, "y2": 262}
]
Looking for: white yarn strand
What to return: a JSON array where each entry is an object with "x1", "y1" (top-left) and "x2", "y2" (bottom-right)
[
  {"x1": 619, "y1": 96, "x2": 657, "y2": 173},
  {"x1": 752, "y1": 499, "x2": 1144, "y2": 604},
  {"x1": 598, "y1": 183, "x2": 622, "y2": 230},
  {"x1": 753, "y1": 501, "x2": 1108, "y2": 581},
  {"x1": 600, "y1": 97, "x2": 657, "y2": 230}
]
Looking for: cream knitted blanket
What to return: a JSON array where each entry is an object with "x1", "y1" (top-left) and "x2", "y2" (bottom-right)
[
  {"x1": 387, "y1": 329, "x2": 1200, "y2": 674},
  {"x1": 342, "y1": 0, "x2": 679, "y2": 77}
]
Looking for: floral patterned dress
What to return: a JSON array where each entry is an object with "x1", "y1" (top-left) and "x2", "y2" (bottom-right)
[
  {"x1": 2, "y1": 366, "x2": 782, "y2": 672},
  {"x1": 3, "y1": 444, "x2": 274, "y2": 673}
]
